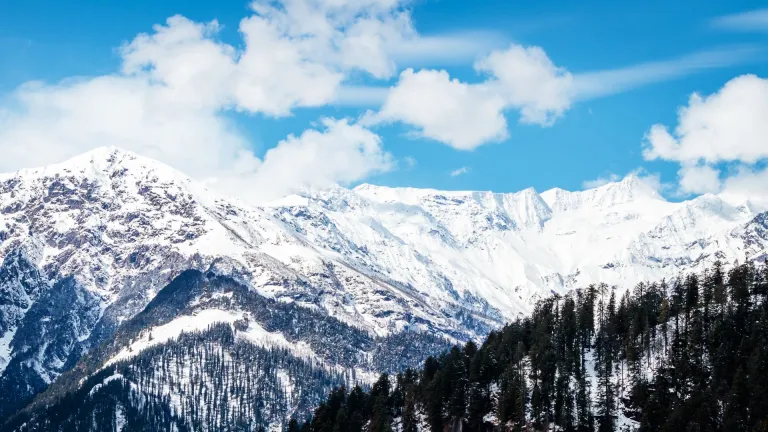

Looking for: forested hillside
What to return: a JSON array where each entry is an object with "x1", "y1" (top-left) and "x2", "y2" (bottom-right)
[
  {"x1": 300, "y1": 261, "x2": 768, "y2": 431},
  {"x1": 1, "y1": 270, "x2": 451, "y2": 431},
  {"x1": 5, "y1": 324, "x2": 353, "y2": 431}
]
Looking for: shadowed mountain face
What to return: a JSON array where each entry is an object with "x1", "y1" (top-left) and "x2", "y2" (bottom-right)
[{"x1": 0, "y1": 147, "x2": 765, "y2": 428}]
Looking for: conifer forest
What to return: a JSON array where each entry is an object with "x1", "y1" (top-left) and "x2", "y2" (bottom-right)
[{"x1": 299, "y1": 261, "x2": 768, "y2": 432}]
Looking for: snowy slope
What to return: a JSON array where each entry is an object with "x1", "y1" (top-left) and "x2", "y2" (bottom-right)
[{"x1": 0, "y1": 147, "x2": 766, "y2": 414}]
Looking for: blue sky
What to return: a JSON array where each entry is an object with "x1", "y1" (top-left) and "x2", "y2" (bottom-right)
[{"x1": 0, "y1": 0, "x2": 766, "y2": 202}]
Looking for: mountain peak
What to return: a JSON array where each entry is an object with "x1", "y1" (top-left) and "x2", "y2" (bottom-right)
[
  {"x1": 542, "y1": 175, "x2": 664, "y2": 213},
  {"x1": 77, "y1": 145, "x2": 139, "y2": 159},
  {"x1": 516, "y1": 186, "x2": 540, "y2": 197},
  {"x1": 57, "y1": 146, "x2": 168, "y2": 173},
  {"x1": 595, "y1": 174, "x2": 661, "y2": 201},
  {"x1": 0, "y1": 146, "x2": 195, "y2": 192}
]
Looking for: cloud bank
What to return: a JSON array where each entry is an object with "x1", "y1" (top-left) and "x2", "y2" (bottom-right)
[
  {"x1": 0, "y1": 0, "x2": 761, "y2": 203},
  {"x1": 363, "y1": 45, "x2": 754, "y2": 150},
  {"x1": 0, "y1": 0, "x2": 425, "y2": 202}
]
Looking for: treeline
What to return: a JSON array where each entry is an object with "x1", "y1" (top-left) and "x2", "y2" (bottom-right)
[{"x1": 299, "y1": 261, "x2": 768, "y2": 431}]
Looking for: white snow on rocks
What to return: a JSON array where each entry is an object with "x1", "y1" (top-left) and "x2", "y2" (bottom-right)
[{"x1": 1, "y1": 147, "x2": 766, "y2": 365}]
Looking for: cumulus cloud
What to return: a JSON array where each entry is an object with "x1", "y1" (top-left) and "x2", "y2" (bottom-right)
[
  {"x1": 0, "y1": 0, "x2": 519, "y2": 200},
  {"x1": 248, "y1": 0, "x2": 413, "y2": 80},
  {"x1": 450, "y1": 166, "x2": 470, "y2": 177},
  {"x1": 231, "y1": 118, "x2": 393, "y2": 201},
  {"x1": 120, "y1": 17, "x2": 237, "y2": 110},
  {"x1": 0, "y1": 73, "x2": 390, "y2": 202},
  {"x1": 720, "y1": 166, "x2": 768, "y2": 209},
  {"x1": 370, "y1": 43, "x2": 739, "y2": 150},
  {"x1": 0, "y1": 5, "x2": 407, "y2": 203},
  {"x1": 121, "y1": 14, "x2": 345, "y2": 117},
  {"x1": 475, "y1": 44, "x2": 573, "y2": 125},
  {"x1": 373, "y1": 69, "x2": 508, "y2": 149},
  {"x1": 247, "y1": 0, "x2": 501, "y2": 80},
  {"x1": 3, "y1": 0, "x2": 760, "y2": 201},
  {"x1": 370, "y1": 43, "x2": 571, "y2": 149},
  {"x1": 0, "y1": 75, "x2": 259, "y2": 179},
  {"x1": 644, "y1": 75, "x2": 768, "y2": 165},
  {"x1": 119, "y1": 0, "x2": 425, "y2": 117},
  {"x1": 582, "y1": 173, "x2": 620, "y2": 189},
  {"x1": 643, "y1": 74, "x2": 768, "y2": 198},
  {"x1": 677, "y1": 164, "x2": 722, "y2": 195}
]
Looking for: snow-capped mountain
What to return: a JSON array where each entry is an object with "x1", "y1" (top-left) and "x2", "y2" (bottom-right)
[{"x1": 0, "y1": 147, "x2": 765, "y2": 426}]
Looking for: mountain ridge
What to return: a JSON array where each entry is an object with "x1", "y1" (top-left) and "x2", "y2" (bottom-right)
[{"x1": 0, "y1": 146, "x2": 766, "y2": 426}]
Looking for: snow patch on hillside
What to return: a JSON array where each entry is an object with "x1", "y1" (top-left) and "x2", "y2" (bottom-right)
[{"x1": 107, "y1": 309, "x2": 244, "y2": 365}]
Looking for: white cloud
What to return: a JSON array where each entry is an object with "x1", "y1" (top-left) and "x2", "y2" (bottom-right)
[
  {"x1": 403, "y1": 156, "x2": 417, "y2": 168},
  {"x1": 642, "y1": 74, "x2": 768, "y2": 198},
  {"x1": 720, "y1": 166, "x2": 768, "y2": 210},
  {"x1": 476, "y1": 44, "x2": 573, "y2": 125},
  {"x1": 582, "y1": 173, "x2": 620, "y2": 189},
  {"x1": 0, "y1": 8, "x2": 402, "y2": 203},
  {"x1": 0, "y1": 10, "x2": 356, "y2": 177},
  {"x1": 373, "y1": 68, "x2": 508, "y2": 150},
  {"x1": 239, "y1": 118, "x2": 393, "y2": 201},
  {"x1": 370, "y1": 43, "x2": 744, "y2": 150},
  {"x1": 0, "y1": 77, "x2": 391, "y2": 203},
  {"x1": 450, "y1": 166, "x2": 470, "y2": 177},
  {"x1": 0, "y1": 0, "x2": 516, "y2": 193},
  {"x1": 0, "y1": 75, "x2": 259, "y2": 180},
  {"x1": 335, "y1": 46, "x2": 759, "y2": 108},
  {"x1": 121, "y1": 14, "x2": 343, "y2": 117},
  {"x1": 3, "y1": 0, "x2": 761, "y2": 202},
  {"x1": 370, "y1": 43, "x2": 571, "y2": 149},
  {"x1": 644, "y1": 74, "x2": 768, "y2": 164},
  {"x1": 120, "y1": 17, "x2": 237, "y2": 110},
  {"x1": 677, "y1": 164, "x2": 722, "y2": 195},
  {"x1": 234, "y1": 14, "x2": 344, "y2": 114},
  {"x1": 247, "y1": 0, "x2": 500, "y2": 80},
  {"x1": 247, "y1": 0, "x2": 413, "y2": 80},
  {"x1": 712, "y1": 9, "x2": 768, "y2": 32}
]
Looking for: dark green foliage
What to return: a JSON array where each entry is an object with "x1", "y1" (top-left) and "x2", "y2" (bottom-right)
[
  {"x1": 2, "y1": 269, "x2": 452, "y2": 430},
  {"x1": 4, "y1": 323, "x2": 357, "y2": 431},
  {"x1": 302, "y1": 261, "x2": 768, "y2": 432},
  {"x1": 6, "y1": 261, "x2": 768, "y2": 431}
]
